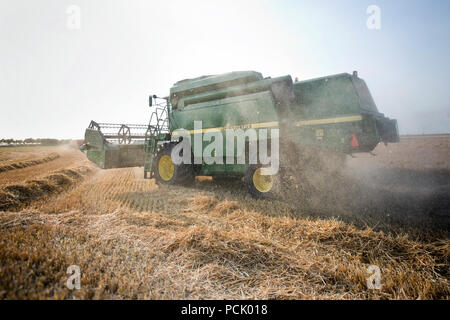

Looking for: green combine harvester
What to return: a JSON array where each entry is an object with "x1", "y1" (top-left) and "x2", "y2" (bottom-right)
[{"x1": 81, "y1": 70, "x2": 399, "y2": 198}]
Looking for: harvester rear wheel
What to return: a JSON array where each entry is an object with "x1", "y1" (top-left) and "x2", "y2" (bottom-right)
[
  {"x1": 155, "y1": 143, "x2": 194, "y2": 185},
  {"x1": 245, "y1": 165, "x2": 276, "y2": 199}
]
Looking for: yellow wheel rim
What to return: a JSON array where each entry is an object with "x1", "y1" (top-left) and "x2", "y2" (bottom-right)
[
  {"x1": 158, "y1": 155, "x2": 175, "y2": 181},
  {"x1": 252, "y1": 168, "x2": 273, "y2": 193}
]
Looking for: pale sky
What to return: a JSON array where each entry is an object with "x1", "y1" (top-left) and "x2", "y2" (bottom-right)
[{"x1": 0, "y1": 0, "x2": 449, "y2": 139}]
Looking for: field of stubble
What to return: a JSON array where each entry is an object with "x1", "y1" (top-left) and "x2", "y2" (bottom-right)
[{"x1": 0, "y1": 136, "x2": 449, "y2": 299}]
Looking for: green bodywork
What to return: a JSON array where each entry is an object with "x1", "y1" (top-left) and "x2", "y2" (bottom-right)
[
  {"x1": 166, "y1": 71, "x2": 398, "y2": 176},
  {"x1": 82, "y1": 70, "x2": 399, "y2": 178},
  {"x1": 288, "y1": 73, "x2": 398, "y2": 153},
  {"x1": 82, "y1": 128, "x2": 145, "y2": 169}
]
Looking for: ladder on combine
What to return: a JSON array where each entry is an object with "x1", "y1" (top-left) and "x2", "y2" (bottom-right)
[{"x1": 143, "y1": 97, "x2": 170, "y2": 179}]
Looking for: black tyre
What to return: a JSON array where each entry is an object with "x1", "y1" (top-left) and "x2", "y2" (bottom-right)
[
  {"x1": 154, "y1": 143, "x2": 194, "y2": 185},
  {"x1": 244, "y1": 165, "x2": 276, "y2": 199}
]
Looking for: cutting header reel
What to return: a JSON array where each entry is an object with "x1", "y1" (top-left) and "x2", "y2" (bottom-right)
[
  {"x1": 81, "y1": 96, "x2": 171, "y2": 170},
  {"x1": 87, "y1": 121, "x2": 149, "y2": 145}
]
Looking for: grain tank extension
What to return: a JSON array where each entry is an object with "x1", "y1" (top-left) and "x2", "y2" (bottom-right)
[{"x1": 81, "y1": 70, "x2": 399, "y2": 198}]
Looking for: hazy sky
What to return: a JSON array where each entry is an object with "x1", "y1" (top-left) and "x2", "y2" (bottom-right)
[{"x1": 0, "y1": 0, "x2": 449, "y2": 139}]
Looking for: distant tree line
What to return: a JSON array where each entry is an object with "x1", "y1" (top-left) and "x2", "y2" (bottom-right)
[{"x1": 0, "y1": 138, "x2": 72, "y2": 146}]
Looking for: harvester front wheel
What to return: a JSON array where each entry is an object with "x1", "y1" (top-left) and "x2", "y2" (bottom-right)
[
  {"x1": 155, "y1": 144, "x2": 194, "y2": 185},
  {"x1": 245, "y1": 165, "x2": 276, "y2": 199}
]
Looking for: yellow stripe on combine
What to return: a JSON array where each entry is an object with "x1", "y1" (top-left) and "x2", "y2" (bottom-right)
[
  {"x1": 295, "y1": 115, "x2": 363, "y2": 126},
  {"x1": 171, "y1": 115, "x2": 362, "y2": 135},
  {"x1": 171, "y1": 121, "x2": 278, "y2": 135}
]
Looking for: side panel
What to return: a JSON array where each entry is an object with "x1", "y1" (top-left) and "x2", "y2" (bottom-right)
[
  {"x1": 286, "y1": 115, "x2": 380, "y2": 153},
  {"x1": 290, "y1": 73, "x2": 394, "y2": 153},
  {"x1": 105, "y1": 150, "x2": 120, "y2": 169},
  {"x1": 171, "y1": 91, "x2": 278, "y2": 131},
  {"x1": 171, "y1": 91, "x2": 278, "y2": 176},
  {"x1": 85, "y1": 144, "x2": 145, "y2": 169},
  {"x1": 170, "y1": 71, "x2": 263, "y2": 108},
  {"x1": 86, "y1": 150, "x2": 106, "y2": 169},
  {"x1": 85, "y1": 129, "x2": 106, "y2": 149},
  {"x1": 292, "y1": 75, "x2": 361, "y2": 119},
  {"x1": 118, "y1": 146, "x2": 145, "y2": 168}
]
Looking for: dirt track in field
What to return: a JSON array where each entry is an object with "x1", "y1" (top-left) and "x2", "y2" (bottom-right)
[{"x1": 0, "y1": 137, "x2": 449, "y2": 299}]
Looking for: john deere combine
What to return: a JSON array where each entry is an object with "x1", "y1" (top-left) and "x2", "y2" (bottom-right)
[{"x1": 81, "y1": 71, "x2": 399, "y2": 197}]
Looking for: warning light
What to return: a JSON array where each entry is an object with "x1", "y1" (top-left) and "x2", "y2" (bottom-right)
[{"x1": 351, "y1": 134, "x2": 359, "y2": 147}]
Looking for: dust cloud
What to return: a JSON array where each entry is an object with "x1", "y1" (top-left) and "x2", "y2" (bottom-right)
[{"x1": 277, "y1": 135, "x2": 450, "y2": 232}]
